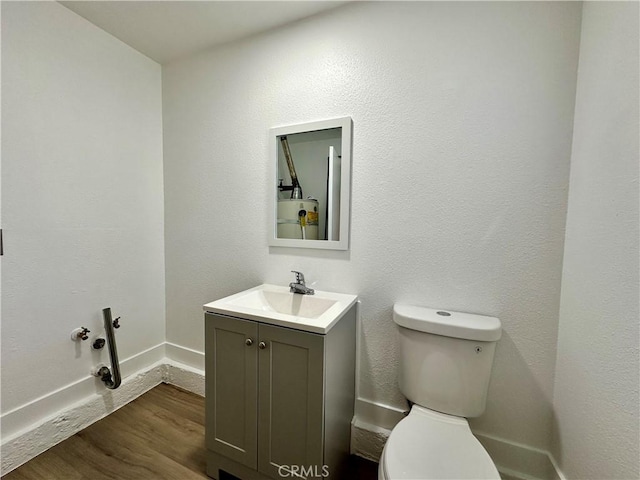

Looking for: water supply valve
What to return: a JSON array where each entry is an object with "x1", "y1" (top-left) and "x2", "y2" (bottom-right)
[
  {"x1": 71, "y1": 327, "x2": 90, "y2": 341},
  {"x1": 91, "y1": 363, "x2": 108, "y2": 377}
]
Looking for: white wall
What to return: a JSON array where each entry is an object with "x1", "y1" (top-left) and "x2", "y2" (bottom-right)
[
  {"x1": 163, "y1": 1, "x2": 581, "y2": 451},
  {"x1": 552, "y1": 2, "x2": 640, "y2": 478},
  {"x1": 1, "y1": 0, "x2": 164, "y2": 421}
]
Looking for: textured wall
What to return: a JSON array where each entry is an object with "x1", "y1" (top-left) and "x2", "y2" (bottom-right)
[
  {"x1": 163, "y1": 1, "x2": 581, "y2": 450},
  {"x1": 1, "y1": 2, "x2": 165, "y2": 414},
  {"x1": 552, "y1": 2, "x2": 640, "y2": 478}
]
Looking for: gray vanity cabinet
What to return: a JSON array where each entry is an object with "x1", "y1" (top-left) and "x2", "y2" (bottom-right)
[
  {"x1": 205, "y1": 308, "x2": 356, "y2": 480},
  {"x1": 257, "y1": 322, "x2": 325, "y2": 478},
  {"x1": 205, "y1": 314, "x2": 259, "y2": 469}
]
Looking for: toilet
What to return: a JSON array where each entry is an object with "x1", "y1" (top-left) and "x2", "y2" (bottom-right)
[{"x1": 379, "y1": 304, "x2": 502, "y2": 480}]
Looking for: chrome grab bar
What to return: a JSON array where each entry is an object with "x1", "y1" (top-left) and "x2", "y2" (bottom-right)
[{"x1": 98, "y1": 307, "x2": 122, "y2": 390}]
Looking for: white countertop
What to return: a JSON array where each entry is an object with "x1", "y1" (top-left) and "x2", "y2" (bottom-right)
[{"x1": 203, "y1": 284, "x2": 357, "y2": 334}]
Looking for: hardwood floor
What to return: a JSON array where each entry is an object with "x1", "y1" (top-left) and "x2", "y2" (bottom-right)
[
  {"x1": 3, "y1": 383, "x2": 378, "y2": 480},
  {"x1": 3, "y1": 384, "x2": 208, "y2": 480}
]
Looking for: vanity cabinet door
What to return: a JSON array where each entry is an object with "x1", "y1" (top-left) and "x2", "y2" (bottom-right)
[
  {"x1": 257, "y1": 323, "x2": 325, "y2": 479},
  {"x1": 205, "y1": 314, "x2": 258, "y2": 469}
]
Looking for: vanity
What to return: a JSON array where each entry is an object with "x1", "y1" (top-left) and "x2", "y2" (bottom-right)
[{"x1": 203, "y1": 284, "x2": 357, "y2": 480}]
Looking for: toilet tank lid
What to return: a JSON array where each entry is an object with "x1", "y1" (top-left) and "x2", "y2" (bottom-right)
[{"x1": 393, "y1": 304, "x2": 502, "y2": 342}]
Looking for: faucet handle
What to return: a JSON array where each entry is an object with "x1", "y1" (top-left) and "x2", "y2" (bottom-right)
[{"x1": 291, "y1": 270, "x2": 305, "y2": 283}]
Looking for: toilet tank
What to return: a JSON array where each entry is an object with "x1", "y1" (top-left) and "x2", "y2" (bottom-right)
[{"x1": 394, "y1": 304, "x2": 501, "y2": 418}]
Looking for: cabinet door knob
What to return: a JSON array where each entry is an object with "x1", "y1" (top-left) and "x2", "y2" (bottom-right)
[
  {"x1": 245, "y1": 338, "x2": 253, "y2": 346},
  {"x1": 258, "y1": 341, "x2": 267, "y2": 349}
]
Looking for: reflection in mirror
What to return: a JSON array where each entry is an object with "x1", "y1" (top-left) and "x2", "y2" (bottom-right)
[
  {"x1": 269, "y1": 117, "x2": 351, "y2": 250},
  {"x1": 277, "y1": 128, "x2": 341, "y2": 241}
]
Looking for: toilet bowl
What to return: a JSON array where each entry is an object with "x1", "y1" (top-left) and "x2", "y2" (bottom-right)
[
  {"x1": 379, "y1": 406, "x2": 499, "y2": 479},
  {"x1": 379, "y1": 304, "x2": 502, "y2": 480}
]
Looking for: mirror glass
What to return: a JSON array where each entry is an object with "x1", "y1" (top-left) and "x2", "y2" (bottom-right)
[{"x1": 269, "y1": 117, "x2": 352, "y2": 250}]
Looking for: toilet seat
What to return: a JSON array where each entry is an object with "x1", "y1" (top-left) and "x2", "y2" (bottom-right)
[{"x1": 380, "y1": 405, "x2": 500, "y2": 480}]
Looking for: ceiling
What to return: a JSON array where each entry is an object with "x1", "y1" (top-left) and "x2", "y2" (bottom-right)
[{"x1": 60, "y1": 1, "x2": 348, "y2": 64}]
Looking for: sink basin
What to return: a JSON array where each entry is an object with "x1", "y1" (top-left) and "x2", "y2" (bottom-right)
[
  {"x1": 228, "y1": 290, "x2": 337, "y2": 319},
  {"x1": 203, "y1": 284, "x2": 357, "y2": 334}
]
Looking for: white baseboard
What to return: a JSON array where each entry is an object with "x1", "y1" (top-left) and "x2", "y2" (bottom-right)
[
  {"x1": 164, "y1": 342, "x2": 205, "y2": 395},
  {"x1": 0, "y1": 360, "x2": 166, "y2": 475},
  {"x1": 354, "y1": 397, "x2": 408, "y2": 430},
  {"x1": 164, "y1": 360, "x2": 205, "y2": 396},
  {"x1": 351, "y1": 398, "x2": 564, "y2": 480},
  {"x1": 0, "y1": 342, "x2": 166, "y2": 441},
  {"x1": 165, "y1": 341, "x2": 205, "y2": 371},
  {"x1": 0, "y1": 343, "x2": 206, "y2": 476},
  {"x1": 351, "y1": 417, "x2": 390, "y2": 462},
  {"x1": 548, "y1": 453, "x2": 567, "y2": 480},
  {"x1": 475, "y1": 432, "x2": 563, "y2": 480},
  {"x1": 350, "y1": 397, "x2": 407, "y2": 461}
]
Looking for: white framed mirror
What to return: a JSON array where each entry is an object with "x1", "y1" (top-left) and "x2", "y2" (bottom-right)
[{"x1": 269, "y1": 117, "x2": 352, "y2": 250}]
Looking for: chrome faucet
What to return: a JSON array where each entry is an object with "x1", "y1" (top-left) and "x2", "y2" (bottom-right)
[{"x1": 289, "y1": 271, "x2": 315, "y2": 295}]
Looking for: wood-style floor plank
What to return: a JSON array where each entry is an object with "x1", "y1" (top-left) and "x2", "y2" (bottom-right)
[{"x1": 2, "y1": 384, "x2": 207, "y2": 480}]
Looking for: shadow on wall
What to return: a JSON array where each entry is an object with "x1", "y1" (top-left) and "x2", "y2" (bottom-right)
[
  {"x1": 471, "y1": 329, "x2": 557, "y2": 477},
  {"x1": 472, "y1": 328, "x2": 554, "y2": 438},
  {"x1": 357, "y1": 303, "x2": 408, "y2": 410}
]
